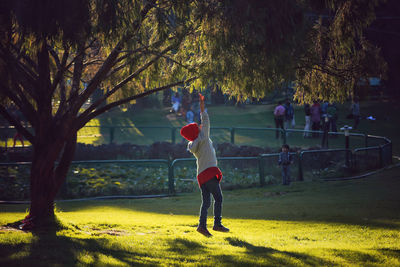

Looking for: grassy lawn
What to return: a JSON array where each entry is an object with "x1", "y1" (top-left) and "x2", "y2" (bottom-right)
[
  {"x1": 63, "y1": 99, "x2": 400, "y2": 154},
  {"x1": 1, "y1": 167, "x2": 400, "y2": 266},
  {"x1": 1, "y1": 99, "x2": 399, "y2": 155}
]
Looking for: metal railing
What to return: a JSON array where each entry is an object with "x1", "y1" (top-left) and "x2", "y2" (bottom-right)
[
  {"x1": 0, "y1": 126, "x2": 393, "y2": 200},
  {"x1": 298, "y1": 149, "x2": 352, "y2": 181},
  {"x1": 0, "y1": 124, "x2": 388, "y2": 149},
  {"x1": 0, "y1": 135, "x2": 392, "y2": 201}
]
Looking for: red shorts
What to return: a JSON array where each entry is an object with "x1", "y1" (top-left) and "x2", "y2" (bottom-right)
[{"x1": 197, "y1": 167, "x2": 222, "y2": 187}]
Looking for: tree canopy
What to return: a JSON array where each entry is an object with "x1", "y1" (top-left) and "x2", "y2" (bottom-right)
[
  {"x1": 191, "y1": 0, "x2": 387, "y2": 103},
  {"x1": 0, "y1": 0, "x2": 204, "y2": 224},
  {"x1": 294, "y1": 0, "x2": 387, "y2": 103}
]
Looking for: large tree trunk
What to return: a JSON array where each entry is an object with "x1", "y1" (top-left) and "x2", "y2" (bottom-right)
[
  {"x1": 24, "y1": 130, "x2": 77, "y2": 229},
  {"x1": 29, "y1": 145, "x2": 59, "y2": 220}
]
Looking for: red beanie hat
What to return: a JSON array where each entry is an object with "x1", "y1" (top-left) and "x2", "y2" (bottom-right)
[{"x1": 180, "y1": 123, "x2": 199, "y2": 141}]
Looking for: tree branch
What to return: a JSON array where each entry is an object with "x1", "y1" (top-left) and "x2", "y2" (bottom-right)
[
  {"x1": 49, "y1": 43, "x2": 70, "y2": 95},
  {"x1": 0, "y1": 105, "x2": 34, "y2": 143},
  {"x1": 68, "y1": 42, "x2": 85, "y2": 108},
  {"x1": 77, "y1": 77, "x2": 197, "y2": 128},
  {"x1": 0, "y1": 45, "x2": 39, "y2": 101},
  {"x1": 148, "y1": 49, "x2": 191, "y2": 69},
  {"x1": 73, "y1": 1, "x2": 156, "y2": 116},
  {"x1": 10, "y1": 83, "x2": 38, "y2": 127},
  {"x1": 53, "y1": 132, "x2": 77, "y2": 195},
  {"x1": 10, "y1": 43, "x2": 38, "y2": 74},
  {"x1": 36, "y1": 41, "x2": 53, "y2": 119},
  {"x1": 108, "y1": 37, "x2": 178, "y2": 77},
  {"x1": 79, "y1": 43, "x2": 176, "y2": 119},
  {"x1": 0, "y1": 73, "x2": 37, "y2": 128},
  {"x1": 54, "y1": 77, "x2": 68, "y2": 119},
  {"x1": 114, "y1": 34, "x2": 179, "y2": 64},
  {"x1": 83, "y1": 59, "x2": 105, "y2": 67}
]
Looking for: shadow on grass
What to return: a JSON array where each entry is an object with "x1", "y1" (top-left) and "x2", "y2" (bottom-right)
[
  {"x1": 330, "y1": 248, "x2": 380, "y2": 264},
  {"x1": 222, "y1": 238, "x2": 400, "y2": 266},
  {"x1": 327, "y1": 248, "x2": 400, "y2": 265},
  {"x1": 0, "y1": 227, "x2": 156, "y2": 266},
  {"x1": 377, "y1": 248, "x2": 400, "y2": 259},
  {"x1": 223, "y1": 237, "x2": 333, "y2": 266},
  {"x1": 1, "y1": 226, "x2": 399, "y2": 266},
  {"x1": 167, "y1": 238, "x2": 206, "y2": 254}
]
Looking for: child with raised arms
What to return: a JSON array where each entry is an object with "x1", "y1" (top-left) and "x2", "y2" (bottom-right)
[{"x1": 180, "y1": 93, "x2": 229, "y2": 237}]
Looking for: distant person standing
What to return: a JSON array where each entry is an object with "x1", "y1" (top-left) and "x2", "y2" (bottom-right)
[
  {"x1": 171, "y1": 92, "x2": 181, "y2": 114},
  {"x1": 310, "y1": 100, "x2": 321, "y2": 138},
  {"x1": 191, "y1": 94, "x2": 201, "y2": 123},
  {"x1": 186, "y1": 108, "x2": 194, "y2": 123},
  {"x1": 181, "y1": 90, "x2": 192, "y2": 116},
  {"x1": 278, "y1": 144, "x2": 293, "y2": 186},
  {"x1": 303, "y1": 103, "x2": 311, "y2": 138},
  {"x1": 13, "y1": 132, "x2": 24, "y2": 148},
  {"x1": 326, "y1": 103, "x2": 338, "y2": 133},
  {"x1": 321, "y1": 101, "x2": 329, "y2": 115},
  {"x1": 351, "y1": 97, "x2": 361, "y2": 129},
  {"x1": 321, "y1": 100, "x2": 329, "y2": 130},
  {"x1": 283, "y1": 99, "x2": 294, "y2": 135},
  {"x1": 273, "y1": 101, "x2": 285, "y2": 139}
]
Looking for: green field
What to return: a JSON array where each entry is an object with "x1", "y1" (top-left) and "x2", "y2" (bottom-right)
[
  {"x1": 1, "y1": 166, "x2": 400, "y2": 266},
  {"x1": 77, "y1": 99, "x2": 400, "y2": 154},
  {"x1": 2, "y1": 99, "x2": 399, "y2": 154}
]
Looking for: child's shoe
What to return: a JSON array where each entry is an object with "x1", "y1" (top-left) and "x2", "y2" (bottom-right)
[
  {"x1": 213, "y1": 224, "x2": 230, "y2": 232},
  {"x1": 197, "y1": 226, "x2": 212, "y2": 237}
]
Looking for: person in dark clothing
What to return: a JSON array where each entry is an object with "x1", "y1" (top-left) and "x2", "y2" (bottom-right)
[
  {"x1": 351, "y1": 97, "x2": 361, "y2": 129},
  {"x1": 273, "y1": 101, "x2": 285, "y2": 139},
  {"x1": 310, "y1": 101, "x2": 321, "y2": 138},
  {"x1": 303, "y1": 103, "x2": 311, "y2": 138},
  {"x1": 278, "y1": 144, "x2": 293, "y2": 185},
  {"x1": 283, "y1": 99, "x2": 294, "y2": 135},
  {"x1": 326, "y1": 103, "x2": 338, "y2": 133}
]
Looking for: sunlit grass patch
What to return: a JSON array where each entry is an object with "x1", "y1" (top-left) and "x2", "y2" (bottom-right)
[
  {"x1": 1, "y1": 212, "x2": 400, "y2": 266},
  {"x1": 77, "y1": 118, "x2": 104, "y2": 144},
  {"x1": 0, "y1": 138, "x2": 31, "y2": 148},
  {"x1": 1, "y1": 167, "x2": 400, "y2": 266}
]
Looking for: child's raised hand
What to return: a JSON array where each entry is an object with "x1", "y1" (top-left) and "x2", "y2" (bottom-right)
[
  {"x1": 199, "y1": 93, "x2": 205, "y2": 101},
  {"x1": 199, "y1": 93, "x2": 205, "y2": 112}
]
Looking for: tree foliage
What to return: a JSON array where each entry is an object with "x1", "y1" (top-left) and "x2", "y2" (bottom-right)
[
  {"x1": 187, "y1": 0, "x2": 387, "y2": 103},
  {"x1": 0, "y1": 0, "x2": 202, "y2": 224},
  {"x1": 294, "y1": 0, "x2": 387, "y2": 103},
  {"x1": 0, "y1": 0, "x2": 199, "y2": 135},
  {"x1": 192, "y1": 0, "x2": 308, "y2": 100}
]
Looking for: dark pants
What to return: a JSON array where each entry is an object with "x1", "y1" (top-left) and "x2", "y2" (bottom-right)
[
  {"x1": 282, "y1": 165, "x2": 291, "y2": 185},
  {"x1": 199, "y1": 177, "x2": 223, "y2": 228},
  {"x1": 274, "y1": 117, "x2": 284, "y2": 139},
  {"x1": 353, "y1": 115, "x2": 360, "y2": 129},
  {"x1": 329, "y1": 118, "x2": 337, "y2": 133},
  {"x1": 312, "y1": 121, "x2": 320, "y2": 138}
]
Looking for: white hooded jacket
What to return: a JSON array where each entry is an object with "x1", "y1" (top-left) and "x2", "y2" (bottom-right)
[{"x1": 187, "y1": 111, "x2": 218, "y2": 176}]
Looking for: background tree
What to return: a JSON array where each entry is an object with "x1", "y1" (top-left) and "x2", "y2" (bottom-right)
[
  {"x1": 294, "y1": 0, "x2": 388, "y2": 103},
  {"x1": 0, "y1": 0, "x2": 199, "y2": 227},
  {"x1": 192, "y1": 0, "x2": 387, "y2": 103},
  {"x1": 191, "y1": 0, "x2": 308, "y2": 100},
  {"x1": 366, "y1": 0, "x2": 400, "y2": 97}
]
